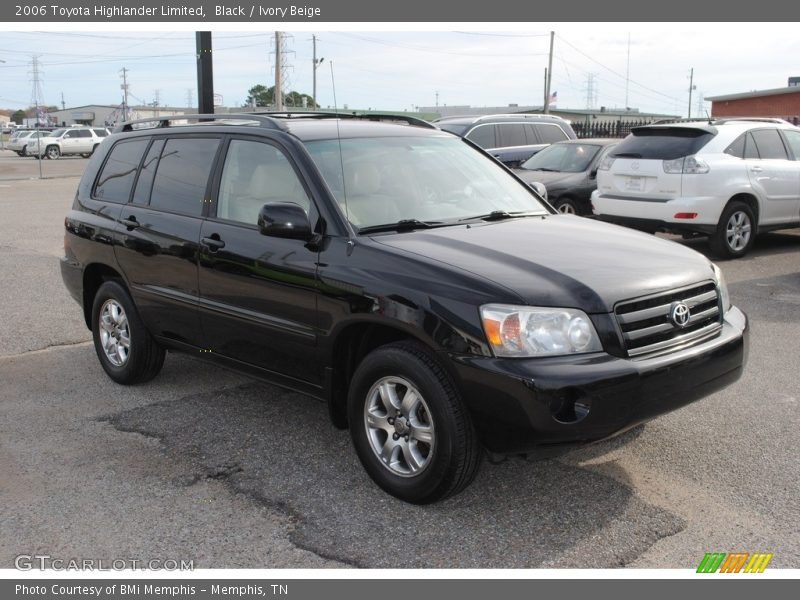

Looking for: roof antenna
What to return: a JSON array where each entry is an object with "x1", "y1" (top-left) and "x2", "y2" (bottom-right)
[
  {"x1": 329, "y1": 61, "x2": 351, "y2": 235},
  {"x1": 705, "y1": 108, "x2": 712, "y2": 124}
]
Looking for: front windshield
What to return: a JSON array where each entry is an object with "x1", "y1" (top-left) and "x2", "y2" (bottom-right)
[
  {"x1": 304, "y1": 135, "x2": 547, "y2": 229},
  {"x1": 520, "y1": 143, "x2": 601, "y2": 173}
]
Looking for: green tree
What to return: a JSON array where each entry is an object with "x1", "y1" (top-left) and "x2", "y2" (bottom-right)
[
  {"x1": 11, "y1": 110, "x2": 26, "y2": 124},
  {"x1": 244, "y1": 84, "x2": 318, "y2": 109}
]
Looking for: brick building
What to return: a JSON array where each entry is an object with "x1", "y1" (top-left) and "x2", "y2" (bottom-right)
[{"x1": 707, "y1": 80, "x2": 800, "y2": 125}]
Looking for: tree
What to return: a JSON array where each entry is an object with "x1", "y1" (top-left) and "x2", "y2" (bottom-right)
[
  {"x1": 244, "y1": 84, "x2": 318, "y2": 109},
  {"x1": 11, "y1": 110, "x2": 26, "y2": 125}
]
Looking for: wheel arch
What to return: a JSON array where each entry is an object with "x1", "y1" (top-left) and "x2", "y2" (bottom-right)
[
  {"x1": 726, "y1": 192, "x2": 760, "y2": 228},
  {"x1": 82, "y1": 263, "x2": 127, "y2": 329}
]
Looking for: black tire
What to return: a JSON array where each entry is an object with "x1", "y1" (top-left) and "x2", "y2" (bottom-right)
[
  {"x1": 91, "y1": 280, "x2": 165, "y2": 385},
  {"x1": 16, "y1": 151, "x2": 24, "y2": 157},
  {"x1": 554, "y1": 196, "x2": 580, "y2": 215},
  {"x1": 709, "y1": 200, "x2": 756, "y2": 259},
  {"x1": 347, "y1": 341, "x2": 481, "y2": 504},
  {"x1": 45, "y1": 145, "x2": 60, "y2": 160}
]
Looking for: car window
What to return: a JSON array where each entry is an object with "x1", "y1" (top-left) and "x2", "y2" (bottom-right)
[
  {"x1": 497, "y1": 123, "x2": 527, "y2": 148},
  {"x1": 65, "y1": 130, "x2": 79, "y2": 138},
  {"x1": 520, "y1": 143, "x2": 601, "y2": 173},
  {"x1": 465, "y1": 124, "x2": 496, "y2": 149},
  {"x1": 216, "y1": 139, "x2": 311, "y2": 226},
  {"x1": 536, "y1": 123, "x2": 569, "y2": 144},
  {"x1": 611, "y1": 127, "x2": 715, "y2": 160},
  {"x1": 77, "y1": 130, "x2": 92, "y2": 138},
  {"x1": 149, "y1": 138, "x2": 220, "y2": 216},
  {"x1": 724, "y1": 134, "x2": 746, "y2": 158},
  {"x1": 93, "y1": 129, "x2": 109, "y2": 137},
  {"x1": 782, "y1": 130, "x2": 800, "y2": 159},
  {"x1": 749, "y1": 129, "x2": 788, "y2": 160},
  {"x1": 93, "y1": 139, "x2": 149, "y2": 204},
  {"x1": 131, "y1": 139, "x2": 164, "y2": 205},
  {"x1": 304, "y1": 136, "x2": 547, "y2": 229},
  {"x1": 743, "y1": 132, "x2": 759, "y2": 159}
]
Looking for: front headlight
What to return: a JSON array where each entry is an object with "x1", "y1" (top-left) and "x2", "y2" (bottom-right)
[
  {"x1": 480, "y1": 304, "x2": 603, "y2": 357},
  {"x1": 712, "y1": 263, "x2": 731, "y2": 313}
]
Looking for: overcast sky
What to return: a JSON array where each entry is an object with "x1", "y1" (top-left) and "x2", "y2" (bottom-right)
[{"x1": 1, "y1": 24, "x2": 798, "y2": 117}]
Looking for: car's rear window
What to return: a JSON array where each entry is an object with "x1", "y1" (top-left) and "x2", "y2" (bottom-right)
[{"x1": 611, "y1": 127, "x2": 716, "y2": 160}]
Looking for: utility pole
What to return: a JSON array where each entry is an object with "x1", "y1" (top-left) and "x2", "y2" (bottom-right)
[
  {"x1": 60, "y1": 91, "x2": 66, "y2": 111},
  {"x1": 30, "y1": 55, "x2": 44, "y2": 178},
  {"x1": 312, "y1": 35, "x2": 323, "y2": 110},
  {"x1": 625, "y1": 33, "x2": 631, "y2": 109},
  {"x1": 544, "y1": 31, "x2": 554, "y2": 114},
  {"x1": 119, "y1": 67, "x2": 129, "y2": 121},
  {"x1": 274, "y1": 31, "x2": 283, "y2": 111},
  {"x1": 688, "y1": 67, "x2": 695, "y2": 119},
  {"x1": 196, "y1": 32, "x2": 214, "y2": 116},
  {"x1": 543, "y1": 68, "x2": 548, "y2": 109}
]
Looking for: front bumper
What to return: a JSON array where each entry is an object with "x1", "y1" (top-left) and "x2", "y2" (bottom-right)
[{"x1": 451, "y1": 306, "x2": 748, "y2": 454}]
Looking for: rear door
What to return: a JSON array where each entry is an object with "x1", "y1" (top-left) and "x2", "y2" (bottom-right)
[
  {"x1": 113, "y1": 135, "x2": 222, "y2": 346},
  {"x1": 197, "y1": 136, "x2": 322, "y2": 385},
  {"x1": 745, "y1": 128, "x2": 799, "y2": 224}
]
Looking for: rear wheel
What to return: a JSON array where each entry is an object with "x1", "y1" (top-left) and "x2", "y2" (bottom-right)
[
  {"x1": 45, "y1": 145, "x2": 60, "y2": 160},
  {"x1": 709, "y1": 200, "x2": 755, "y2": 258},
  {"x1": 347, "y1": 341, "x2": 481, "y2": 504},
  {"x1": 91, "y1": 280, "x2": 165, "y2": 384}
]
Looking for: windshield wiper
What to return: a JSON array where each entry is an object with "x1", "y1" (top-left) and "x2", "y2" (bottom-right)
[
  {"x1": 612, "y1": 152, "x2": 642, "y2": 158},
  {"x1": 458, "y1": 210, "x2": 541, "y2": 222},
  {"x1": 358, "y1": 219, "x2": 444, "y2": 234},
  {"x1": 528, "y1": 167, "x2": 558, "y2": 172}
]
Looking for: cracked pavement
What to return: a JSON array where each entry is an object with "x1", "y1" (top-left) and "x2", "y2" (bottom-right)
[{"x1": 1, "y1": 163, "x2": 798, "y2": 568}]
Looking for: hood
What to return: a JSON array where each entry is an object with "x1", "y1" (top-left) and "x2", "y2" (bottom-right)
[
  {"x1": 512, "y1": 169, "x2": 583, "y2": 189},
  {"x1": 372, "y1": 216, "x2": 715, "y2": 314}
]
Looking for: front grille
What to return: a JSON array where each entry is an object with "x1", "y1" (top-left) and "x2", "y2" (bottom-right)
[{"x1": 615, "y1": 282, "x2": 722, "y2": 357}]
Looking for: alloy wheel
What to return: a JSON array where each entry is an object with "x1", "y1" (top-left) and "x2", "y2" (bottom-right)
[{"x1": 98, "y1": 299, "x2": 131, "y2": 367}]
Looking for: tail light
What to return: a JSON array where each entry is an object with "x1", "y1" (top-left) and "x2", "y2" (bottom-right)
[{"x1": 663, "y1": 155, "x2": 709, "y2": 174}]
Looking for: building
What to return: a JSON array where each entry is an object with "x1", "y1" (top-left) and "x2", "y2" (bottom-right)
[
  {"x1": 47, "y1": 104, "x2": 196, "y2": 127},
  {"x1": 707, "y1": 78, "x2": 800, "y2": 124}
]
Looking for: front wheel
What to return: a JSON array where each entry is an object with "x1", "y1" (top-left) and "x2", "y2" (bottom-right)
[
  {"x1": 45, "y1": 145, "x2": 60, "y2": 160},
  {"x1": 91, "y1": 280, "x2": 165, "y2": 384},
  {"x1": 709, "y1": 201, "x2": 755, "y2": 259},
  {"x1": 554, "y1": 197, "x2": 580, "y2": 215},
  {"x1": 347, "y1": 341, "x2": 481, "y2": 504}
]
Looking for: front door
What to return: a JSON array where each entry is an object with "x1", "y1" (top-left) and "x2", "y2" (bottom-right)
[
  {"x1": 198, "y1": 137, "x2": 322, "y2": 385},
  {"x1": 745, "y1": 128, "x2": 799, "y2": 224}
]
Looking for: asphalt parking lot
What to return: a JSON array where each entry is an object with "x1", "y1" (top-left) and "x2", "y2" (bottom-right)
[{"x1": 1, "y1": 148, "x2": 798, "y2": 569}]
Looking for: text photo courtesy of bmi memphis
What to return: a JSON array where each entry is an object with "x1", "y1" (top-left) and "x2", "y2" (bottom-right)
[{"x1": 0, "y1": 0, "x2": 799, "y2": 594}]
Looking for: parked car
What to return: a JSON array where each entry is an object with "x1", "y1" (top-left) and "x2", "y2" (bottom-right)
[
  {"x1": 592, "y1": 118, "x2": 800, "y2": 258},
  {"x1": 513, "y1": 139, "x2": 618, "y2": 215},
  {"x1": 435, "y1": 114, "x2": 577, "y2": 168},
  {"x1": 34, "y1": 126, "x2": 110, "y2": 159},
  {"x1": 7, "y1": 129, "x2": 51, "y2": 156},
  {"x1": 61, "y1": 113, "x2": 747, "y2": 503}
]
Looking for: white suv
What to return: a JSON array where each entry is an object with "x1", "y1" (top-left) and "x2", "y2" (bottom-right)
[
  {"x1": 591, "y1": 119, "x2": 800, "y2": 257},
  {"x1": 35, "y1": 126, "x2": 110, "y2": 160}
]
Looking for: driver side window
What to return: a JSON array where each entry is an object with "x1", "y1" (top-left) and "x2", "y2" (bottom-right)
[{"x1": 216, "y1": 139, "x2": 311, "y2": 225}]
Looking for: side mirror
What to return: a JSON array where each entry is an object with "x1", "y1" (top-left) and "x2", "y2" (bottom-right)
[
  {"x1": 257, "y1": 202, "x2": 312, "y2": 240},
  {"x1": 529, "y1": 181, "x2": 548, "y2": 202},
  {"x1": 589, "y1": 168, "x2": 598, "y2": 179}
]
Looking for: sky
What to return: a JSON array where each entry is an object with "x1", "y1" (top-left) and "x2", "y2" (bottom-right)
[{"x1": 1, "y1": 24, "x2": 799, "y2": 117}]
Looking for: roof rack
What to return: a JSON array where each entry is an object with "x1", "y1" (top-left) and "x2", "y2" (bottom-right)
[
  {"x1": 652, "y1": 116, "x2": 789, "y2": 126},
  {"x1": 714, "y1": 117, "x2": 789, "y2": 125},
  {"x1": 253, "y1": 110, "x2": 438, "y2": 130},
  {"x1": 113, "y1": 113, "x2": 287, "y2": 134}
]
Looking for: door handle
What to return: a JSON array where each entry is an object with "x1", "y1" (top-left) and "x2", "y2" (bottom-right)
[
  {"x1": 121, "y1": 216, "x2": 140, "y2": 230},
  {"x1": 201, "y1": 235, "x2": 226, "y2": 251},
  {"x1": 750, "y1": 166, "x2": 763, "y2": 173}
]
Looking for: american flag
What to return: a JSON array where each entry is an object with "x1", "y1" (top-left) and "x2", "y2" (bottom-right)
[{"x1": 548, "y1": 91, "x2": 558, "y2": 107}]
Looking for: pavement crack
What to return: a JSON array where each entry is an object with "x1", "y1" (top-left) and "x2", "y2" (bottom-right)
[{"x1": 0, "y1": 340, "x2": 92, "y2": 361}]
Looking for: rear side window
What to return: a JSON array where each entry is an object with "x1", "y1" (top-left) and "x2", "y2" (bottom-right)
[
  {"x1": 149, "y1": 138, "x2": 220, "y2": 216},
  {"x1": 77, "y1": 130, "x2": 92, "y2": 138},
  {"x1": 782, "y1": 130, "x2": 800, "y2": 159},
  {"x1": 466, "y1": 124, "x2": 496, "y2": 149},
  {"x1": 497, "y1": 123, "x2": 527, "y2": 147},
  {"x1": 93, "y1": 139, "x2": 149, "y2": 203},
  {"x1": 724, "y1": 134, "x2": 746, "y2": 158},
  {"x1": 750, "y1": 129, "x2": 788, "y2": 160},
  {"x1": 536, "y1": 123, "x2": 569, "y2": 144},
  {"x1": 612, "y1": 127, "x2": 715, "y2": 160},
  {"x1": 93, "y1": 129, "x2": 109, "y2": 137}
]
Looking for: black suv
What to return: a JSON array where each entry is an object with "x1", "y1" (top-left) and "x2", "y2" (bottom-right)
[
  {"x1": 435, "y1": 113, "x2": 577, "y2": 168},
  {"x1": 61, "y1": 113, "x2": 748, "y2": 504}
]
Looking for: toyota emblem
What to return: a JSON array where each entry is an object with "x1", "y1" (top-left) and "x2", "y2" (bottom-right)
[{"x1": 669, "y1": 302, "x2": 691, "y2": 328}]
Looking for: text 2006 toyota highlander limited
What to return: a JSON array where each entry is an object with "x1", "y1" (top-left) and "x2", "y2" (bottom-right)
[{"x1": 61, "y1": 114, "x2": 748, "y2": 503}]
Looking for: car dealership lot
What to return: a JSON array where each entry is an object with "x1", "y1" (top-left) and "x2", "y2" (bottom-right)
[{"x1": 1, "y1": 173, "x2": 798, "y2": 568}]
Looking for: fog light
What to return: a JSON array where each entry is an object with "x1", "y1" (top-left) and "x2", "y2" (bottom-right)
[{"x1": 549, "y1": 388, "x2": 591, "y2": 424}]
